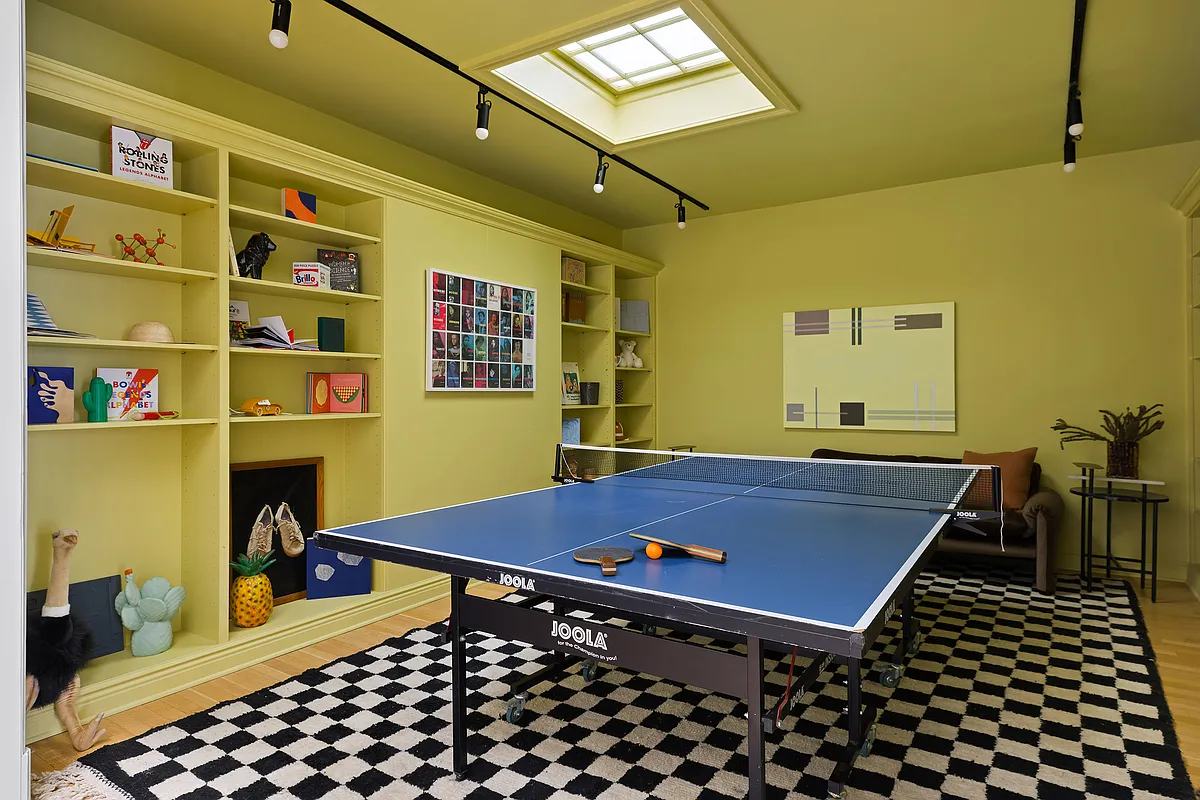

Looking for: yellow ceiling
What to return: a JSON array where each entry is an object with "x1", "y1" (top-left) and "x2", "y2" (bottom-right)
[{"x1": 38, "y1": 0, "x2": 1200, "y2": 230}]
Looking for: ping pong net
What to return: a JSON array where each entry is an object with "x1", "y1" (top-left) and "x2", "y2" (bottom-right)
[{"x1": 554, "y1": 444, "x2": 1003, "y2": 517}]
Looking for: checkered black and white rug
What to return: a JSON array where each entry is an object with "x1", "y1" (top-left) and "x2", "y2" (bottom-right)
[{"x1": 34, "y1": 565, "x2": 1196, "y2": 799}]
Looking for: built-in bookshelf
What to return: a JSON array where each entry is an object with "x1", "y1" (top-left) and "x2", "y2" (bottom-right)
[
  {"x1": 23, "y1": 89, "x2": 393, "y2": 742},
  {"x1": 559, "y1": 256, "x2": 657, "y2": 449}
]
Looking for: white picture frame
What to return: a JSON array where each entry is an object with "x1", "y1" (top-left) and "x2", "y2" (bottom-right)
[{"x1": 426, "y1": 268, "x2": 537, "y2": 392}]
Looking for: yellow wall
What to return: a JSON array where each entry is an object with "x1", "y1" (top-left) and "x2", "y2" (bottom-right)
[
  {"x1": 624, "y1": 142, "x2": 1200, "y2": 581},
  {"x1": 24, "y1": 0, "x2": 621, "y2": 249}
]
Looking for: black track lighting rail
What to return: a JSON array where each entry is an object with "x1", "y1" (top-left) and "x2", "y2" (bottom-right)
[
  {"x1": 1062, "y1": 0, "x2": 1087, "y2": 172},
  {"x1": 317, "y1": 0, "x2": 710, "y2": 212}
]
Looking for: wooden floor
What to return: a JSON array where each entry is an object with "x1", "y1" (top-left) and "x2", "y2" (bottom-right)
[{"x1": 30, "y1": 580, "x2": 1200, "y2": 791}]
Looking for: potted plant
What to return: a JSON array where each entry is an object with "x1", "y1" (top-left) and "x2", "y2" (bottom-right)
[{"x1": 1050, "y1": 405, "x2": 1164, "y2": 479}]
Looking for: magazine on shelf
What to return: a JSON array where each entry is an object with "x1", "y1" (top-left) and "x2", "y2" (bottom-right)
[
  {"x1": 231, "y1": 315, "x2": 318, "y2": 350},
  {"x1": 25, "y1": 293, "x2": 95, "y2": 338}
]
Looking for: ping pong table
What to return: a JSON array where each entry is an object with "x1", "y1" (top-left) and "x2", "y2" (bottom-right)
[{"x1": 315, "y1": 445, "x2": 1000, "y2": 799}]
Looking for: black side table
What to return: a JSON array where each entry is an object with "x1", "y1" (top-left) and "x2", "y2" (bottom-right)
[{"x1": 1070, "y1": 462, "x2": 1167, "y2": 602}]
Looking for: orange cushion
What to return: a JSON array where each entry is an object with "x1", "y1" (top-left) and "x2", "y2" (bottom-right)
[{"x1": 961, "y1": 448, "x2": 1037, "y2": 510}]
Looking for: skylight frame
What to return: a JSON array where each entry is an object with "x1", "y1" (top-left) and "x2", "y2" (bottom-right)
[{"x1": 554, "y1": 8, "x2": 730, "y2": 95}]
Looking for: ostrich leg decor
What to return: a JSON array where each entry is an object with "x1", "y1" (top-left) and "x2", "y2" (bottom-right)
[{"x1": 26, "y1": 530, "x2": 107, "y2": 750}]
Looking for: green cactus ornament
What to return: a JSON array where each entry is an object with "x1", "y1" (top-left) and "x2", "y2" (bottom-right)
[
  {"x1": 115, "y1": 569, "x2": 186, "y2": 656},
  {"x1": 82, "y1": 377, "x2": 112, "y2": 422}
]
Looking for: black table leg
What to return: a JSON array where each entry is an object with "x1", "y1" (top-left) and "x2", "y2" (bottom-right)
[
  {"x1": 1105, "y1": 492, "x2": 1113, "y2": 579},
  {"x1": 1078, "y1": 484, "x2": 1087, "y2": 589},
  {"x1": 450, "y1": 575, "x2": 468, "y2": 779},
  {"x1": 1152, "y1": 503, "x2": 1159, "y2": 603},
  {"x1": 1140, "y1": 495, "x2": 1148, "y2": 590},
  {"x1": 746, "y1": 636, "x2": 765, "y2": 800},
  {"x1": 1086, "y1": 494, "x2": 1095, "y2": 590}
]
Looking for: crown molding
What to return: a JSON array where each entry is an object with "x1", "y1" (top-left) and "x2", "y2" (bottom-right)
[
  {"x1": 1173, "y1": 163, "x2": 1200, "y2": 218},
  {"x1": 25, "y1": 53, "x2": 663, "y2": 274}
]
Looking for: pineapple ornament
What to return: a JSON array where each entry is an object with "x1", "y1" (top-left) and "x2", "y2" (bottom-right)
[{"x1": 230, "y1": 549, "x2": 275, "y2": 628}]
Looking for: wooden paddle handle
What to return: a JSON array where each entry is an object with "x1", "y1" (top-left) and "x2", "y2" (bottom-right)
[
  {"x1": 600, "y1": 556, "x2": 617, "y2": 576},
  {"x1": 685, "y1": 544, "x2": 727, "y2": 563}
]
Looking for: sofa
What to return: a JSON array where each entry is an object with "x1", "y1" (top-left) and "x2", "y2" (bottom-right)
[{"x1": 810, "y1": 448, "x2": 1063, "y2": 594}]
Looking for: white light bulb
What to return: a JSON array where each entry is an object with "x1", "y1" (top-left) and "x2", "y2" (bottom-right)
[
  {"x1": 1068, "y1": 122, "x2": 1084, "y2": 137},
  {"x1": 475, "y1": 127, "x2": 489, "y2": 141},
  {"x1": 677, "y1": 220, "x2": 687, "y2": 230},
  {"x1": 269, "y1": 29, "x2": 289, "y2": 48},
  {"x1": 593, "y1": 183, "x2": 604, "y2": 194},
  {"x1": 1063, "y1": 161, "x2": 1076, "y2": 173}
]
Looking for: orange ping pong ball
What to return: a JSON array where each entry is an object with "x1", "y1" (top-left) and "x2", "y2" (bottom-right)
[{"x1": 645, "y1": 542, "x2": 663, "y2": 559}]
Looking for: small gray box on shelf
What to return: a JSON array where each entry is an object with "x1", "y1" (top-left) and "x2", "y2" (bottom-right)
[{"x1": 620, "y1": 300, "x2": 650, "y2": 333}]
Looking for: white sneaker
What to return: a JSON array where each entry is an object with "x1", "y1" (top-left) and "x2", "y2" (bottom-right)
[
  {"x1": 276, "y1": 502, "x2": 305, "y2": 557},
  {"x1": 247, "y1": 504, "x2": 274, "y2": 559}
]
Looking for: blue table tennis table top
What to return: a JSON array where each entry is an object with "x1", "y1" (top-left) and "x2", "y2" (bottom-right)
[{"x1": 316, "y1": 465, "x2": 974, "y2": 634}]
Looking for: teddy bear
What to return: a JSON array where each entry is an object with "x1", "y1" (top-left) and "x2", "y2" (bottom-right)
[{"x1": 617, "y1": 339, "x2": 643, "y2": 369}]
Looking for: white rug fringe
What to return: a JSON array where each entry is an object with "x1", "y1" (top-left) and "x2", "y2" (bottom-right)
[{"x1": 31, "y1": 763, "x2": 133, "y2": 800}]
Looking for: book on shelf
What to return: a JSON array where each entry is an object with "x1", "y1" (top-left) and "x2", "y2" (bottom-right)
[
  {"x1": 28, "y1": 366, "x2": 74, "y2": 424},
  {"x1": 561, "y1": 362, "x2": 580, "y2": 405},
  {"x1": 329, "y1": 373, "x2": 367, "y2": 413},
  {"x1": 110, "y1": 126, "x2": 173, "y2": 189},
  {"x1": 97, "y1": 368, "x2": 158, "y2": 420},
  {"x1": 317, "y1": 249, "x2": 360, "y2": 293},
  {"x1": 317, "y1": 317, "x2": 345, "y2": 352},
  {"x1": 26, "y1": 293, "x2": 95, "y2": 339},
  {"x1": 306, "y1": 373, "x2": 331, "y2": 414},
  {"x1": 562, "y1": 417, "x2": 581, "y2": 445},
  {"x1": 229, "y1": 300, "x2": 250, "y2": 343},
  {"x1": 282, "y1": 188, "x2": 317, "y2": 223},
  {"x1": 231, "y1": 315, "x2": 318, "y2": 350}
]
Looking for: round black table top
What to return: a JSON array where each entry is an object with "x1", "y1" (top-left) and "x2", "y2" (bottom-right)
[{"x1": 1070, "y1": 486, "x2": 1169, "y2": 503}]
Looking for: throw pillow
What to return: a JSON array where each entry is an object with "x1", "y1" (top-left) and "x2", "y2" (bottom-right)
[{"x1": 962, "y1": 448, "x2": 1038, "y2": 510}]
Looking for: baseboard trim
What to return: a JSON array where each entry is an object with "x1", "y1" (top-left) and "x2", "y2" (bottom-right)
[{"x1": 25, "y1": 576, "x2": 447, "y2": 744}]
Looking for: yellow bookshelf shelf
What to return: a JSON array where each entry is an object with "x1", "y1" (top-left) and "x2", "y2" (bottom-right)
[
  {"x1": 616, "y1": 329, "x2": 651, "y2": 338},
  {"x1": 28, "y1": 418, "x2": 219, "y2": 433},
  {"x1": 26, "y1": 157, "x2": 217, "y2": 214},
  {"x1": 562, "y1": 404, "x2": 606, "y2": 411},
  {"x1": 28, "y1": 337, "x2": 218, "y2": 352},
  {"x1": 616, "y1": 437, "x2": 653, "y2": 446},
  {"x1": 72, "y1": 632, "x2": 215, "y2": 688},
  {"x1": 225, "y1": 590, "x2": 400, "y2": 645},
  {"x1": 580, "y1": 440, "x2": 611, "y2": 447},
  {"x1": 616, "y1": 367, "x2": 653, "y2": 373},
  {"x1": 562, "y1": 321, "x2": 608, "y2": 334},
  {"x1": 231, "y1": 412, "x2": 381, "y2": 424},
  {"x1": 26, "y1": 247, "x2": 216, "y2": 284},
  {"x1": 229, "y1": 347, "x2": 381, "y2": 360},
  {"x1": 617, "y1": 403, "x2": 653, "y2": 408},
  {"x1": 229, "y1": 204, "x2": 381, "y2": 248},
  {"x1": 229, "y1": 275, "x2": 381, "y2": 304},
  {"x1": 561, "y1": 279, "x2": 608, "y2": 296}
]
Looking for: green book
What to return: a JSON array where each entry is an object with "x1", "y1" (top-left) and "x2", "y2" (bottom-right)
[{"x1": 317, "y1": 317, "x2": 345, "y2": 352}]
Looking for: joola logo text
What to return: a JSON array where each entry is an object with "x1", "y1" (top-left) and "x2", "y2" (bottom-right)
[
  {"x1": 552, "y1": 620, "x2": 608, "y2": 651},
  {"x1": 499, "y1": 573, "x2": 534, "y2": 591}
]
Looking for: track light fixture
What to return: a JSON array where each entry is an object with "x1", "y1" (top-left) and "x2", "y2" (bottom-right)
[
  {"x1": 269, "y1": 0, "x2": 292, "y2": 49},
  {"x1": 676, "y1": 198, "x2": 687, "y2": 230},
  {"x1": 1063, "y1": 136, "x2": 1077, "y2": 173},
  {"x1": 475, "y1": 89, "x2": 492, "y2": 141},
  {"x1": 593, "y1": 153, "x2": 609, "y2": 194},
  {"x1": 1067, "y1": 89, "x2": 1083, "y2": 137}
]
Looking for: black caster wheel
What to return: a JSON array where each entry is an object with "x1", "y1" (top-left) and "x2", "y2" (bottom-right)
[
  {"x1": 827, "y1": 789, "x2": 846, "y2": 799},
  {"x1": 504, "y1": 694, "x2": 526, "y2": 724},
  {"x1": 641, "y1": 623, "x2": 656, "y2": 636},
  {"x1": 581, "y1": 660, "x2": 599, "y2": 683},
  {"x1": 858, "y1": 723, "x2": 877, "y2": 757},
  {"x1": 906, "y1": 631, "x2": 923, "y2": 656},
  {"x1": 879, "y1": 664, "x2": 902, "y2": 689}
]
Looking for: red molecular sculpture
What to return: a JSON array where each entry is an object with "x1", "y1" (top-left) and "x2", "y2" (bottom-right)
[{"x1": 115, "y1": 228, "x2": 177, "y2": 265}]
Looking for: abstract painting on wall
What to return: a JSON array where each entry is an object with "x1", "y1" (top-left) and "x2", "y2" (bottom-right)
[{"x1": 782, "y1": 302, "x2": 955, "y2": 431}]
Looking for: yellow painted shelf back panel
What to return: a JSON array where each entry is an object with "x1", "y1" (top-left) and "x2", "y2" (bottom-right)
[
  {"x1": 229, "y1": 204, "x2": 381, "y2": 248},
  {"x1": 228, "y1": 275, "x2": 381, "y2": 304},
  {"x1": 26, "y1": 157, "x2": 217, "y2": 214},
  {"x1": 26, "y1": 247, "x2": 216, "y2": 283},
  {"x1": 28, "y1": 336, "x2": 218, "y2": 352}
]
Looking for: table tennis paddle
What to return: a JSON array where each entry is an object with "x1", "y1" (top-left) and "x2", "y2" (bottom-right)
[
  {"x1": 628, "y1": 533, "x2": 726, "y2": 563},
  {"x1": 574, "y1": 546, "x2": 634, "y2": 576}
]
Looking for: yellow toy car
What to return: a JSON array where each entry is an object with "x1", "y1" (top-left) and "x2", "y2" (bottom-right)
[{"x1": 239, "y1": 398, "x2": 283, "y2": 417}]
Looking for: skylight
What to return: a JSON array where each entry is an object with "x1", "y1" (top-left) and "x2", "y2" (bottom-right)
[{"x1": 557, "y1": 8, "x2": 729, "y2": 93}]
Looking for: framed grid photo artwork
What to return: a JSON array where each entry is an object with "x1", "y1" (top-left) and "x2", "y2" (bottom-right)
[{"x1": 427, "y1": 268, "x2": 537, "y2": 391}]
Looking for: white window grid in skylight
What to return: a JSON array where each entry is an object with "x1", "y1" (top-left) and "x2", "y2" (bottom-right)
[{"x1": 556, "y1": 8, "x2": 730, "y2": 93}]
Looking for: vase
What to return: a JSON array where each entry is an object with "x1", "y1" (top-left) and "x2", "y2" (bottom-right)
[{"x1": 1106, "y1": 441, "x2": 1139, "y2": 479}]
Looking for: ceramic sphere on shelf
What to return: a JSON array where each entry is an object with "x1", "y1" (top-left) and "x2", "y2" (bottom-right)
[{"x1": 127, "y1": 321, "x2": 175, "y2": 343}]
